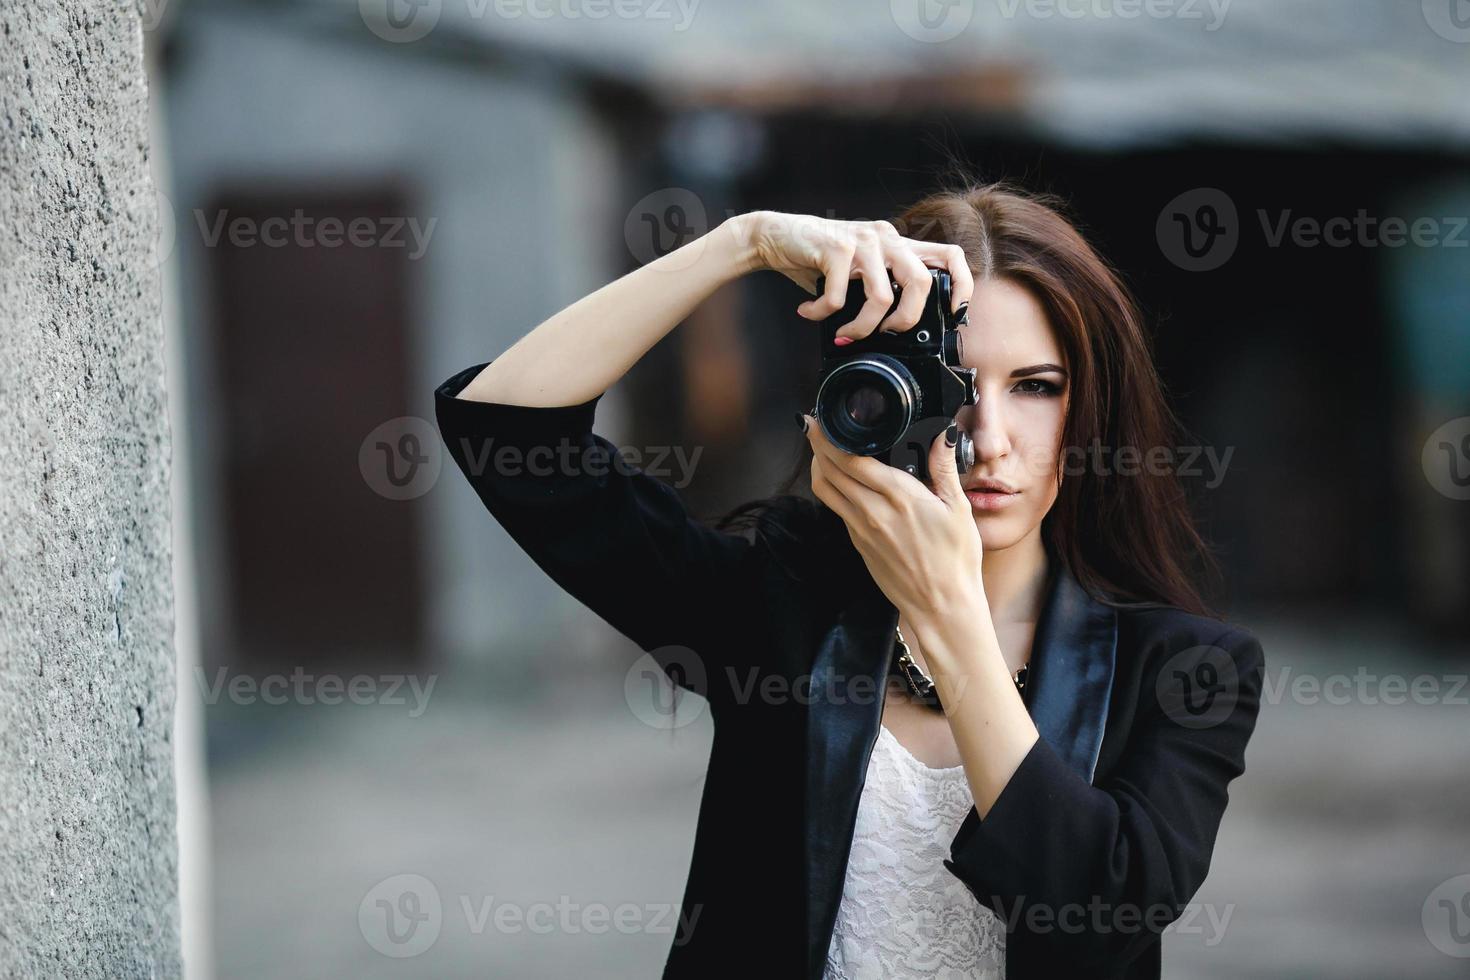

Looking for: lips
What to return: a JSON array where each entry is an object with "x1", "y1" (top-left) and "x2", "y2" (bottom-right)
[
  {"x1": 964, "y1": 486, "x2": 1020, "y2": 512},
  {"x1": 963, "y1": 478, "x2": 1018, "y2": 494},
  {"x1": 963, "y1": 478, "x2": 1019, "y2": 514}
]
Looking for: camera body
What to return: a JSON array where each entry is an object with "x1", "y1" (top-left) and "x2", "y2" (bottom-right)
[{"x1": 813, "y1": 269, "x2": 977, "y2": 485}]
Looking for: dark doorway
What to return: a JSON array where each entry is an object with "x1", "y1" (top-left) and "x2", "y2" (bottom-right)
[{"x1": 204, "y1": 187, "x2": 425, "y2": 668}]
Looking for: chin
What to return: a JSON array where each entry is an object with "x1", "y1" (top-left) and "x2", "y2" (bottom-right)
[{"x1": 971, "y1": 515, "x2": 1025, "y2": 551}]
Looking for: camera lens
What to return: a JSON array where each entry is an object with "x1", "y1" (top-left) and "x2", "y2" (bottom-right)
[
  {"x1": 815, "y1": 355, "x2": 918, "y2": 455},
  {"x1": 845, "y1": 385, "x2": 887, "y2": 427}
]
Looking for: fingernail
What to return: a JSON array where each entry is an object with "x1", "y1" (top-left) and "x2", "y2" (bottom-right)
[
  {"x1": 945, "y1": 422, "x2": 958, "y2": 447},
  {"x1": 833, "y1": 336, "x2": 854, "y2": 347},
  {"x1": 794, "y1": 412, "x2": 809, "y2": 433}
]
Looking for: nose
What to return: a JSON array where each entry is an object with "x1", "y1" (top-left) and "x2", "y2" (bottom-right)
[{"x1": 961, "y1": 389, "x2": 1011, "y2": 464}]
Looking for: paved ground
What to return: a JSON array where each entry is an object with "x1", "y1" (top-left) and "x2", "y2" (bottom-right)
[{"x1": 206, "y1": 611, "x2": 1470, "y2": 978}]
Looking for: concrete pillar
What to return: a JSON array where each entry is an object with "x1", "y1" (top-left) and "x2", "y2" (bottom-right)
[{"x1": 0, "y1": 2, "x2": 180, "y2": 976}]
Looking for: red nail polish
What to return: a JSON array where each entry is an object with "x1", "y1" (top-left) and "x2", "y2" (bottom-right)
[{"x1": 833, "y1": 336, "x2": 854, "y2": 347}]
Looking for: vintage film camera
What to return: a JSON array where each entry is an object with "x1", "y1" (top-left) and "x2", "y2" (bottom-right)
[{"x1": 812, "y1": 268, "x2": 976, "y2": 486}]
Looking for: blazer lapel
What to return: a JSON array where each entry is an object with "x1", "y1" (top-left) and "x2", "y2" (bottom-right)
[
  {"x1": 803, "y1": 571, "x2": 897, "y2": 979},
  {"x1": 802, "y1": 534, "x2": 1119, "y2": 979},
  {"x1": 1022, "y1": 560, "x2": 1119, "y2": 783}
]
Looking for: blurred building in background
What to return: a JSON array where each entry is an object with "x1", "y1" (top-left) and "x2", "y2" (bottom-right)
[{"x1": 145, "y1": 0, "x2": 1469, "y2": 976}]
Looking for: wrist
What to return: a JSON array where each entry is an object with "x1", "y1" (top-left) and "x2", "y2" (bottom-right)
[
  {"x1": 717, "y1": 211, "x2": 767, "y2": 277},
  {"x1": 912, "y1": 578, "x2": 991, "y2": 632},
  {"x1": 904, "y1": 591, "x2": 994, "y2": 666}
]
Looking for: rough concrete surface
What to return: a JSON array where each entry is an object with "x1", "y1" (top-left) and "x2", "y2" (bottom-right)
[{"x1": 0, "y1": 1, "x2": 180, "y2": 976}]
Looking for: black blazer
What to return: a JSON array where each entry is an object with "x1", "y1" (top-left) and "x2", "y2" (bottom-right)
[{"x1": 435, "y1": 362, "x2": 1266, "y2": 980}]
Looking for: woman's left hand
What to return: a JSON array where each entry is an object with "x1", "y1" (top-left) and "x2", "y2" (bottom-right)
[{"x1": 801, "y1": 414, "x2": 986, "y2": 620}]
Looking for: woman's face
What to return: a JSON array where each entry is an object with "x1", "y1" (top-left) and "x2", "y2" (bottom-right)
[{"x1": 951, "y1": 277, "x2": 1069, "y2": 551}]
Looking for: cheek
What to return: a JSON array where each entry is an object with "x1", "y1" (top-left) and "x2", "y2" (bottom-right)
[{"x1": 1011, "y1": 399, "x2": 1068, "y2": 492}]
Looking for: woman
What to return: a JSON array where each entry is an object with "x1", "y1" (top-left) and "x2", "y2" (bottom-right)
[{"x1": 435, "y1": 181, "x2": 1265, "y2": 979}]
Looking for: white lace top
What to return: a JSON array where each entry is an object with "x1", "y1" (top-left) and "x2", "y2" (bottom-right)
[{"x1": 823, "y1": 724, "x2": 1006, "y2": 980}]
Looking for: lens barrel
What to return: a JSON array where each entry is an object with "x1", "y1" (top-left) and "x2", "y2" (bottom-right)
[{"x1": 814, "y1": 355, "x2": 920, "y2": 456}]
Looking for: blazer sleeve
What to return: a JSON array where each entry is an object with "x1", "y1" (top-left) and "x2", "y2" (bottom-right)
[
  {"x1": 943, "y1": 626, "x2": 1266, "y2": 968},
  {"x1": 433, "y1": 362, "x2": 765, "y2": 712}
]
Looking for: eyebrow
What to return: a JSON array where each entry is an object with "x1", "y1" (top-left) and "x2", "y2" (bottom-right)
[{"x1": 1009, "y1": 363, "x2": 1068, "y2": 378}]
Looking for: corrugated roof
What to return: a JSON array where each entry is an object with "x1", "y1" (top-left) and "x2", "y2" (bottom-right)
[{"x1": 343, "y1": 0, "x2": 1470, "y2": 148}]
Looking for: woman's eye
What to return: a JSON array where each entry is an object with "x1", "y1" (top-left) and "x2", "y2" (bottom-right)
[{"x1": 1014, "y1": 378, "x2": 1062, "y2": 396}]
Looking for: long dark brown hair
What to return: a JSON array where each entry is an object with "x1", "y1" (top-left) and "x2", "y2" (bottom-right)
[{"x1": 716, "y1": 179, "x2": 1222, "y2": 619}]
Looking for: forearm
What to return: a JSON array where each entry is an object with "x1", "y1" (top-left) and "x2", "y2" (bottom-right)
[
  {"x1": 457, "y1": 213, "x2": 762, "y2": 407},
  {"x1": 942, "y1": 632, "x2": 1265, "y2": 965},
  {"x1": 907, "y1": 599, "x2": 1039, "y2": 818}
]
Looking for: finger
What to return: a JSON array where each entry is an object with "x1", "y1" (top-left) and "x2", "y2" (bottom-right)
[
  {"x1": 810, "y1": 454, "x2": 859, "y2": 526},
  {"x1": 880, "y1": 244, "x2": 934, "y2": 333},
  {"x1": 835, "y1": 236, "x2": 894, "y2": 342},
  {"x1": 904, "y1": 240, "x2": 974, "y2": 313},
  {"x1": 796, "y1": 246, "x2": 854, "y2": 320},
  {"x1": 805, "y1": 411, "x2": 871, "y2": 476},
  {"x1": 928, "y1": 421, "x2": 967, "y2": 510},
  {"x1": 803, "y1": 409, "x2": 862, "y2": 468},
  {"x1": 820, "y1": 448, "x2": 893, "y2": 517},
  {"x1": 804, "y1": 413, "x2": 917, "y2": 497}
]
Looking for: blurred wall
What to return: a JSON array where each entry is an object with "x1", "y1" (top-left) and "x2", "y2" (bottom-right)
[
  {"x1": 0, "y1": 2, "x2": 180, "y2": 975},
  {"x1": 146, "y1": 4, "x2": 1470, "y2": 977},
  {"x1": 159, "y1": 8, "x2": 629, "y2": 677}
]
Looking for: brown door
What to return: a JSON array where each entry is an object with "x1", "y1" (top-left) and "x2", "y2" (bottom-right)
[{"x1": 204, "y1": 188, "x2": 424, "y2": 668}]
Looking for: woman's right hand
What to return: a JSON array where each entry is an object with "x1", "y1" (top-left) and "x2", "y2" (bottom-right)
[{"x1": 738, "y1": 210, "x2": 975, "y2": 343}]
